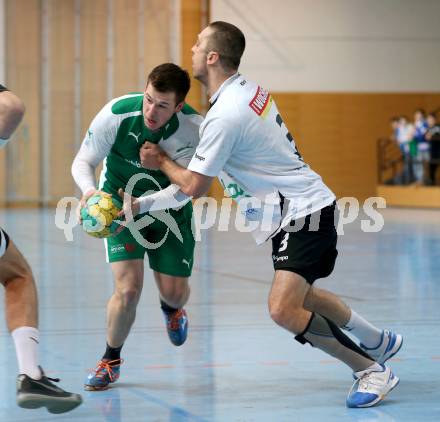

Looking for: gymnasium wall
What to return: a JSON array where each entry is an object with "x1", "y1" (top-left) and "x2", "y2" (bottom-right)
[
  {"x1": 210, "y1": 0, "x2": 440, "y2": 200},
  {"x1": 2, "y1": 1, "x2": 440, "y2": 205},
  {"x1": 0, "y1": 0, "x2": 201, "y2": 206}
]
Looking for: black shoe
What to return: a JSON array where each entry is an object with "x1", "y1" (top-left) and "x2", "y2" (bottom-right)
[{"x1": 16, "y1": 367, "x2": 82, "y2": 414}]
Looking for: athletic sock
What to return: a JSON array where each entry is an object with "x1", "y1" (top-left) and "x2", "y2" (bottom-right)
[
  {"x1": 295, "y1": 312, "x2": 375, "y2": 372},
  {"x1": 102, "y1": 343, "x2": 123, "y2": 362},
  {"x1": 11, "y1": 326, "x2": 42, "y2": 380},
  {"x1": 160, "y1": 299, "x2": 178, "y2": 315},
  {"x1": 343, "y1": 310, "x2": 383, "y2": 348}
]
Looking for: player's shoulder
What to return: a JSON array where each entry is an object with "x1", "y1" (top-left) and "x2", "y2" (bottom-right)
[
  {"x1": 228, "y1": 75, "x2": 259, "y2": 98},
  {"x1": 92, "y1": 94, "x2": 142, "y2": 130},
  {"x1": 217, "y1": 75, "x2": 262, "y2": 113},
  {"x1": 177, "y1": 103, "x2": 203, "y2": 127},
  {"x1": 110, "y1": 93, "x2": 143, "y2": 115}
]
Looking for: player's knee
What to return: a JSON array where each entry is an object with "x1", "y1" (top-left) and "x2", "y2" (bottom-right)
[
  {"x1": 158, "y1": 277, "x2": 189, "y2": 308},
  {"x1": 268, "y1": 298, "x2": 289, "y2": 327},
  {"x1": 161, "y1": 286, "x2": 189, "y2": 308},
  {"x1": 268, "y1": 296, "x2": 303, "y2": 331},
  {"x1": 114, "y1": 281, "x2": 142, "y2": 309},
  {"x1": 117, "y1": 288, "x2": 141, "y2": 308}
]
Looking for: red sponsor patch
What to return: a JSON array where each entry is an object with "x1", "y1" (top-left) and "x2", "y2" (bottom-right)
[
  {"x1": 125, "y1": 243, "x2": 136, "y2": 253},
  {"x1": 249, "y1": 86, "x2": 270, "y2": 116}
]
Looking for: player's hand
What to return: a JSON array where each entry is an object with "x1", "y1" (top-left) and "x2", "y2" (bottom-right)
[
  {"x1": 114, "y1": 188, "x2": 140, "y2": 234},
  {"x1": 139, "y1": 141, "x2": 164, "y2": 169},
  {"x1": 76, "y1": 189, "x2": 110, "y2": 224},
  {"x1": 77, "y1": 189, "x2": 96, "y2": 224}
]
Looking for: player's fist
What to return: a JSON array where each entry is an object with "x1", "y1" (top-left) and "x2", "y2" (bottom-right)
[
  {"x1": 140, "y1": 141, "x2": 163, "y2": 169},
  {"x1": 113, "y1": 188, "x2": 141, "y2": 234}
]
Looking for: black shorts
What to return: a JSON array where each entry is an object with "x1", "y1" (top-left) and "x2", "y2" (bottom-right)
[
  {"x1": 0, "y1": 227, "x2": 10, "y2": 258},
  {"x1": 0, "y1": 84, "x2": 8, "y2": 92},
  {"x1": 271, "y1": 202, "x2": 338, "y2": 284}
]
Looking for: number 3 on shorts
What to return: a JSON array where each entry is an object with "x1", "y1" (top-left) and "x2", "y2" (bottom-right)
[{"x1": 278, "y1": 232, "x2": 289, "y2": 253}]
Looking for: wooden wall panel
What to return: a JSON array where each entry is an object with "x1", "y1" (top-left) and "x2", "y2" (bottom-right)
[
  {"x1": 3, "y1": 1, "x2": 438, "y2": 207},
  {"x1": 48, "y1": 0, "x2": 76, "y2": 200},
  {"x1": 113, "y1": 0, "x2": 139, "y2": 96},
  {"x1": 4, "y1": 0, "x2": 41, "y2": 204},
  {"x1": 181, "y1": 0, "x2": 204, "y2": 113},
  {"x1": 273, "y1": 93, "x2": 440, "y2": 201},
  {"x1": 80, "y1": 0, "x2": 108, "y2": 139},
  {"x1": 143, "y1": 0, "x2": 171, "y2": 81}
]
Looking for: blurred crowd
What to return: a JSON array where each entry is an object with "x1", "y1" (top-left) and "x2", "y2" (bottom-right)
[{"x1": 390, "y1": 109, "x2": 440, "y2": 185}]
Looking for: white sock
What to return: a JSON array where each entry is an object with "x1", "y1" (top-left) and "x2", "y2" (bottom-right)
[
  {"x1": 343, "y1": 310, "x2": 382, "y2": 348},
  {"x1": 355, "y1": 362, "x2": 383, "y2": 377},
  {"x1": 11, "y1": 326, "x2": 42, "y2": 379}
]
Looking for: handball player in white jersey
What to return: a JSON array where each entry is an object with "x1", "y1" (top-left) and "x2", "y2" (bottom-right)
[{"x1": 138, "y1": 22, "x2": 402, "y2": 408}]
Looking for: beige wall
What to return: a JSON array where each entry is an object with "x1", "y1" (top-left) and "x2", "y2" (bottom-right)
[
  {"x1": 2, "y1": 1, "x2": 439, "y2": 206},
  {"x1": 181, "y1": 0, "x2": 208, "y2": 114},
  {"x1": 274, "y1": 93, "x2": 440, "y2": 200},
  {"x1": 1, "y1": 0, "x2": 176, "y2": 206},
  {"x1": 2, "y1": 0, "x2": 41, "y2": 205},
  {"x1": 211, "y1": 0, "x2": 440, "y2": 92}
]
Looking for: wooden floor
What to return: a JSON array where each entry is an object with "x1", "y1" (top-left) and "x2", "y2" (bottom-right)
[{"x1": 0, "y1": 206, "x2": 439, "y2": 421}]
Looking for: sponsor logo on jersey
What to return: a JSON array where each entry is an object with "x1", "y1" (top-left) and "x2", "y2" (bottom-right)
[
  {"x1": 110, "y1": 244, "x2": 126, "y2": 253},
  {"x1": 245, "y1": 208, "x2": 259, "y2": 217},
  {"x1": 249, "y1": 86, "x2": 272, "y2": 118},
  {"x1": 194, "y1": 153, "x2": 205, "y2": 161},
  {"x1": 125, "y1": 243, "x2": 136, "y2": 253},
  {"x1": 84, "y1": 129, "x2": 93, "y2": 145},
  {"x1": 124, "y1": 158, "x2": 142, "y2": 168},
  {"x1": 128, "y1": 131, "x2": 142, "y2": 144},
  {"x1": 273, "y1": 255, "x2": 288, "y2": 262}
]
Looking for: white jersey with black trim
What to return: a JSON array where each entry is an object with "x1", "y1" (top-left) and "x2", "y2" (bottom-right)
[{"x1": 188, "y1": 73, "x2": 336, "y2": 244}]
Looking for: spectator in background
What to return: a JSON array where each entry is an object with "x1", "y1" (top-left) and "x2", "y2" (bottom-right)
[
  {"x1": 426, "y1": 112, "x2": 440, "y2": 185},
  {"x1": 396, "y1": 116, "x2": 415, "y2": 184},
  {"x1": 390, "y1": 116, "x2": 399, "y2": 142},
  {"x1": 413, "y1": 109, "x2": 429, "y2": 184}
]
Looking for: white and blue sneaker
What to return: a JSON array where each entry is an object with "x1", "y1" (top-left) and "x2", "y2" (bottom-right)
[
  {"x1": 346, "y1": 365, "x2": 399, "y2": 408},
  {"x1": 360, "y1": 330, "x2": 403, "y2": 364}
]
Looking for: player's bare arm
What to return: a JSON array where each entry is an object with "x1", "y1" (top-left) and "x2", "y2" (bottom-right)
[
  {"x1": 140, "y1": 141, "x2": 213, "y2": 198},
  {"x1": 0, "y1": 90, "x2": 25, "y2": 141}
]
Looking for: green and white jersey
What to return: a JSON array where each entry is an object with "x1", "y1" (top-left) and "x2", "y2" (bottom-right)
[{"x1": 74, "y1": 93, "x2": 202, "y2": 200}]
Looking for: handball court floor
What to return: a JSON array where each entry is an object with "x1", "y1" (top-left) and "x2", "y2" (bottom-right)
[{"x1": 0, "y1": 206, "x2": 439, "y2": 422}]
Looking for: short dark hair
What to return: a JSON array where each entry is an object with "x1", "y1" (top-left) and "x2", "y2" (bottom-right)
[
  {"x1": 206, "y1": 21, "x2": 246, "y2": 71},
  {"x1": 147, "y1": 63, "x2": 190, "y2": 105}
]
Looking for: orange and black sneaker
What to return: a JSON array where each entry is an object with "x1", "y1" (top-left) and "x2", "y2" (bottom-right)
[
  {"x1": 84, "y1": 359, "x2": 123, "y2": 391},
  {"x1": 163, "y1": 309, "x2": 188, "y2": 346}
]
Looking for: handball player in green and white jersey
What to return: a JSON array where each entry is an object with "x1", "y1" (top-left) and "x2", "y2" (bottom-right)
[{"x1": 71, "y1": 63, "x2": 202, "y2": 391}]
